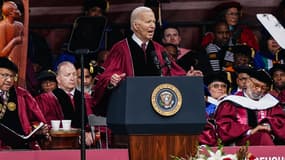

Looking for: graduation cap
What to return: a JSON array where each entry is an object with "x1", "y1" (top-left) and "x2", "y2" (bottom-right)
[
  {"x1": 0, "y1": 58, "x2": 18, "y2": 73},
  {"x1": 269, "y1": 64, "x2": 285, "y2": 76},
  {"x1": 230, "y1": 45, "x2": 254, "y2": 59},
  {"x1": 233, "y1": 65, "x2": 253, "y2": 75},
  {"x1": 204, "y1": 71, "x2": 230, "y2": 87},
  {"x1": 37, "y1": 70, "x2": 56, "y2": 82},
  {"x1": 248, "y1": 69, "x2": 272, "y2": 86}
]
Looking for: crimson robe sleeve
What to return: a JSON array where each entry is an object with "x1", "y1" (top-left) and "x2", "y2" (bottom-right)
[
  {"x1": 16, "y1": 87, "x2": 47, "y2": 135},
  {"x1": 35, "y1": 92, "x2": 64, "y2": 125},
  {"x1": 261, "y1": 105, "x2": 285, "y2": 143},
  {"x1": 214, "y1": 101, "x2": 250, "y2": 144},
  {"x1": 199, "y1": 120, "x2": 218, "y2": 146}
]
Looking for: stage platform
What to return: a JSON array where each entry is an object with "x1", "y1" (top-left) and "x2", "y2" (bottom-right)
[{"x1": 0, "y1": 146, "x2": 284, "y2": 160}]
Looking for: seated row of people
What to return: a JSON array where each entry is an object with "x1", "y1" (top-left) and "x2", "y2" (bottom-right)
[
  {"x1": 0, "y1": 58, "x2": 98, "y2": 150},
  {"x1": 199, "y1": 65, "x2": 285, "y2": 146}
]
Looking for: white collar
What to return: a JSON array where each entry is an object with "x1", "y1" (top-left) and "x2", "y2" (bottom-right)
[
  {"x1": 132, "y1": 34, "x2": 149, "y2": 47},
  {"x1": 207, "y1": 96, "x2": 219, "y2": 105},
  {"x1": 219, "y1": 93, "x2": 279, "y2": 110},
  {"x1": 59, "y1": 87, "x2": 75, "y2": 96}
]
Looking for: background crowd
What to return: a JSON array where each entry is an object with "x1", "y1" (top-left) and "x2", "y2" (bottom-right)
[{"x1": 2, "y1": 0, "x2": 285, "y2": 150}]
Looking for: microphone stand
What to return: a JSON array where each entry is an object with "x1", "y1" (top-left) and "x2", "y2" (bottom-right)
[
  {"x1": 68, "y1": 16, "x2": 106, "y2": 160},
  {"x1": 75, "y1": 49, "x2": 90, "y2": 160}
]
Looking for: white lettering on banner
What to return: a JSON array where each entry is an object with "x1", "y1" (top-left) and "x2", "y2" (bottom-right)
[{"x1": 256, "y1": 157, "x2": 285, "y2": 160}]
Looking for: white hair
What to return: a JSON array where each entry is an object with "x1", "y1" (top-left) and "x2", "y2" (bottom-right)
[{"x1": 130, "y1": 6, "x2": 153, "y2": 31}]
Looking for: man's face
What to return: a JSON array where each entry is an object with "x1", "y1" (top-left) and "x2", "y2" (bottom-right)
[
  {"x1": 214, "y1": 23, "x2": 230, "y2": 46},
  {"x1": 57, "y1": 64, "x2": 77, "y2": 92},
  {"x1": 133, "y1": 11, "x2": 156, "y2": 42},
  {"x1": 162, "y1": 28, "x2": 181, "y2": 46},
  {"x1": 0, "y1": 68, "x2": 16, "y2": 91},
  {"x1": 246, "y1": 78, "x2": 269, "y2": 100},
  {"x1": 236, "y1": 73, "x2": 249, "y2": 90},
  {"x1": 272, "y1": 70, "x2": 285, "y2": 90},
  {"x1": 77, "y1": 68, "x2": 93, "y2": 88}
]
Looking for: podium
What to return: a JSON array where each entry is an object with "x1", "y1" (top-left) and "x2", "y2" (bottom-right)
[{"x1": 107, "y1": 76, "x2": 206, "y2": 160}]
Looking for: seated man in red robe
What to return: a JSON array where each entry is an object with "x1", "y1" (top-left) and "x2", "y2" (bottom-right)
[
  {"x1": 92, "y1": 6, "x2": 203, "y2": 116},
  {"x1": 0, "y1": 58, "x2": 49, "y2": 150},
  {"x1": 215, "y1": 69, "x2": 285, "y2": 145},
  {"x1": 35, "y1": 61, "x2": 94, "y2": 146}
]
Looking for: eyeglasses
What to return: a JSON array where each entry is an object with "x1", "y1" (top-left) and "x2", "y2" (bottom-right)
[
  {"x1": 249, "y1": 78, "x2": 269, "y2": 91},
  {"x1": 209, "y1": 83, "x2": 227, "y2": 89},
  {"x1": 0, "y1": 73, "x2": 16, "y2": 79}
]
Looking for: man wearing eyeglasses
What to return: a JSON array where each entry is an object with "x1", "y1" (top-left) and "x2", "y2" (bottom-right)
[
  {"x1": 0, "y1": 58, "x2": 49, "y2": 150},
  {"x1": 215, "y1": 69, "x2": 285, "y2": 146}
]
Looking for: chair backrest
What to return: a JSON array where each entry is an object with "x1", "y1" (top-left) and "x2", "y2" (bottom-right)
[
  {"x1": 88, "y1": 114, "x2": 107, "y2": 126},
  {"x1": 88, "y1": 114, "x2": 108, "y2": 149}
]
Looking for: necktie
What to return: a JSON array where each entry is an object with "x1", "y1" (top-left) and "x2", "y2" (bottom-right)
[
  {"x1": 141, "y1": 43, "x2": 147, "y2": 61},
  {"x1": 68, "y1": 93, "x2": 75, "y2": 110}
]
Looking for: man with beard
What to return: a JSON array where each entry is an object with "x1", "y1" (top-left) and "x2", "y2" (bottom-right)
[
  {"x1": 269, "y1": 64, "x2": 285, "y2": 111},
  {"x1": 215, "y1": 69, "x2": 285, "y2": 145}
]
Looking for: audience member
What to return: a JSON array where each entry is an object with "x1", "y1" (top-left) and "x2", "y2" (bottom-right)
[
  {"x1": 162, "y1": 26, "x2": 190, "y2": 59},
  {"x1": 224, "y1": 45, "x2": 254, "y2": 72},
  {"x1": 204, "y1": 21, "x2": 231, "y2": 71},
  {"x1": 36, "y1": 70, "x2": 57, "y2": 94},
  {"x1": 75, "y1": 62, "x2": 94, "y2": 116},
  {"x1": 254, "y1": 28, "x2": 285, "y2": 70},
  {"x1": 35, "y1": 61, "x2": 93, "y2": 146},
  {"x1": 0, "y1": 58, "x2": 49, "y2": 150},
  {"x1": 163, "y1": 43, "x2": 179, "y2": 61},
  {"x1": 215, "y1": 69, "x2": 285, "y2": 145},
  {"x1": 269, "y1": 64, "x2": 285, "y2": 111},
  {"x1": 199, "y1": 71, "x2": 229, "y2": 146},
  {"x1": 92, "y1": 6, "x2": 203, "y2": 116},
  {"x1": 162, "y1": 26, "x2": 211, "y2": 73},
  {"x1": 201, "y1": 1, "x2": 259, "y2": 50},
  {"x1": 230, "y1": 65, "x2": 251, "y2": 94}
]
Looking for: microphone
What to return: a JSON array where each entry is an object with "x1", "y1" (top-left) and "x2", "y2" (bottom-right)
[
  {"x1": 150, "y1": 51, "x2": 161, "y2": 71},
  {"x1": 162, "y1": 51, "x2": 172, "y2": 69}
]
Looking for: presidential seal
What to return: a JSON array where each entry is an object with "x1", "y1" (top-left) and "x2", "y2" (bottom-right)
[{"x1": 151, "y1": 83, "x2": 182, "y2": 116}]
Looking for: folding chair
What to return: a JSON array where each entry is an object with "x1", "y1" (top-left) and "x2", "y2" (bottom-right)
[{"x1": 88, "y1": 114, "x2": 108, "y2": 149}]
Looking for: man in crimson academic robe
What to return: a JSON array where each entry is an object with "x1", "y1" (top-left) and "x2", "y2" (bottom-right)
[
  {"x1": 215, "y1": 69, "x2": 285, "y2": 145},
  {"x1": 92, "y1": 6, "x2": 203, "y2": 116},
  {"x1": 0, "y1": 58, "x2": 48, "y2": 150},
  {"x1": 35, "y1": 61, "x2": 94, "y2": 146}
]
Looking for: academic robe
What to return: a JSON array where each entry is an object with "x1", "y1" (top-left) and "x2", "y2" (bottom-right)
[
  {"x1": 35, "y1": 88, "x2": 89, "y2": 128},
  {"x1": 92, "y1": 38, "x2": 186, "y2": 116},
  {"x1": 215, "y1": 91, "x2": 285, "y2": 146},
  {"x1": 0, "y1": 87, "x2": 46, "y2": 150},
  {"x1": 199, "y1": 96, "x2": 221, "y2": 146}
]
